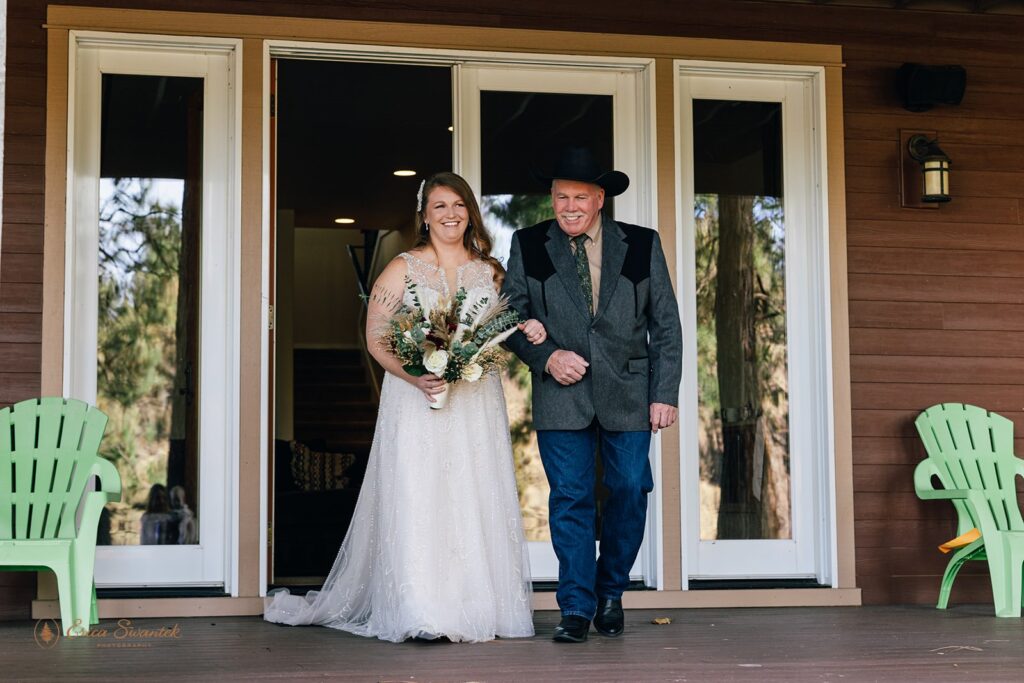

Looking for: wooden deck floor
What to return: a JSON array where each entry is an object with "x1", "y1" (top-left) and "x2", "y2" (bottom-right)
[{"x1": 4, "y1": 606, "x2": 1024, "y2": 681}]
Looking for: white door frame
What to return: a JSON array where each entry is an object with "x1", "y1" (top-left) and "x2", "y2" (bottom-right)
[
  {"x1": 262, "y1": 40, "x2": 660, "y2": 589},
  {"x1": 675, "y1": 60, "x2": 836, "y2": 585},
  {"x1": 65, "y1": 32, "x2": 242, "y2": 590},
  {"x1": 458, "y1": 62, "x2": 655, "y2": 582}
]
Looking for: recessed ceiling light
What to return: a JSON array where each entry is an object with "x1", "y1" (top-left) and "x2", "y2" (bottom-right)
[
  {"x1": 447, "y1": 126, "x2": 454, "y2": 132},
  {"x1": 393, "y1": 170, "x2": 416, "y2": 177},
  {"x1": 334, "y1": 217, "x2": 355, "y2": 224}
]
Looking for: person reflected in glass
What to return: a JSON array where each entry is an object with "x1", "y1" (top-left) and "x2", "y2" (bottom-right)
[
  {"x1": 140, "y1": 483, "x2": 179, "y2": 545},
  {"x1": 264, "y1": 172, "x2": 548, "y2": 642},
  {"x1": 169, "y1": 485, "x2": 198, "y2": 545}
]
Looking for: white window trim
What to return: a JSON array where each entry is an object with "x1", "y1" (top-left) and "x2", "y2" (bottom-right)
[
  {"x1": 674, "y1": 59, "x2": 836, "y2": 587},
  {"x1": 64, "y1": 31, "x2": 243, "y2": 593}
]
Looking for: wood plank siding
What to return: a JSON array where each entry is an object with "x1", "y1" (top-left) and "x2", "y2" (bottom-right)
[{"x1": 3, "y1": 0, "x2": 1023, "y2": 616}]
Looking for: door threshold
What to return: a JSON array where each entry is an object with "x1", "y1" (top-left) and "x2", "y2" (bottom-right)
[
  {"x1": 687, "y1": 578, "x2": 827, "y2": 590},
  {"x1": 97, "y1": 587, "x2": 229, "y2": 599},
  {"x1": 531, "y1": 579, "x2": 650, "y2": 592},
  {"x1": 271, "y1": 576, "x2": 327, "y2": 587},
  {"x1": 269, "y1": 579, "x2": 651, "y2": 594}
]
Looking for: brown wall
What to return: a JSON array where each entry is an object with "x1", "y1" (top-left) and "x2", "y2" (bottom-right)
[{"x1": 3, "y1": 0, "x2": 1023, "y2": 614}]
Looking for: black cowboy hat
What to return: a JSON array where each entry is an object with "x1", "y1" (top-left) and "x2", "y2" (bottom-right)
[{"x1": 534, "y1": 146, "x2": 630, "y2": 197}]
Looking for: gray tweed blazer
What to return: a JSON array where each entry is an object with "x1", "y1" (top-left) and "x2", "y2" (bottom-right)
[{"x1": 502, "y1": 216, "x2": 682, "y2": 432}]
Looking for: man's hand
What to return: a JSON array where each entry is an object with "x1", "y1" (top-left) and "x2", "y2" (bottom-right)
[
  {"x1": 545, "y1": 350, "x2": 589, "y2": 386},
  {"x1": 518, "y1": 319, "x2": 548, "y2": 345},
  {"x1": 650, "y1": 403, "x2": 678, "y2": 433}
]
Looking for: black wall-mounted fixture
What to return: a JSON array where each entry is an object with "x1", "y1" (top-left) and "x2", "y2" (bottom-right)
[{"x1": 896, "y1": 63, "x2": 966, "y2": 112}]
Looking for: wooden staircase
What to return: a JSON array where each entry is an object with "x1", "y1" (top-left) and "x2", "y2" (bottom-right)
[{"x1": 292, "y1": 348, "x2": 378, "y2": 457}]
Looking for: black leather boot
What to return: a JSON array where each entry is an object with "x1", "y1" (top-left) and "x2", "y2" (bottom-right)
[
  {"x1": 552, "y1": 615, "x2": 590, "y2": 643},
  {"x1": 593, "y1": 598, "x2": 624, "y2": 637}
]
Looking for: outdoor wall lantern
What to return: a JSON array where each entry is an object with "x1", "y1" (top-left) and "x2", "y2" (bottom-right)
[{"x1": 907, "y1": 134, "x2": 951, "y2": 203}]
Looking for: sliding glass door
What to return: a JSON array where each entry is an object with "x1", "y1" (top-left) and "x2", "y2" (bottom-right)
[{"x1": 459, "y1": 63, "x2": 652, "y2": 581}]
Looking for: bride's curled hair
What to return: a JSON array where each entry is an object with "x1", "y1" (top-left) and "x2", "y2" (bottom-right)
[{"x1": 413, "y1": 172, "x2": 505, "y2": 288}]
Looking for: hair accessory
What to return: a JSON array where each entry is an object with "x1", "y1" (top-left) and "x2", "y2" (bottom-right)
[{"x1": 416, "y1": 179, "x2": 426, "y2": 212}]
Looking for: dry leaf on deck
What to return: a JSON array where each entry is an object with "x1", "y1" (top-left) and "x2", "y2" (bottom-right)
[{"x1": 651, "y1": 617, "x2": 672, "y2": 625}]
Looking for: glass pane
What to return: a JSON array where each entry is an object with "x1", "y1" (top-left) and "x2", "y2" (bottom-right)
[
  {"x1": 693, "y1": 99, "x2": 791, "y2": 541},
  {"x1": 97, "y1": 74, "x2": 203, "y2": 546},
  {"x1": 480, "y1": 90, "x2": 613, "y2": 542},
  {"x1": 272, "y1": 60, "x2": 453, "y2": 580}
]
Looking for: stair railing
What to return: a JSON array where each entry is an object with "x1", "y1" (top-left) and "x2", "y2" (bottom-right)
[{"x1": 349, "y1": 229, "x2": 400, "y2": 401}]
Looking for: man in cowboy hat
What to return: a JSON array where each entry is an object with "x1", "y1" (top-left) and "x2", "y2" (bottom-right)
[{"x1": 502, "y1": 146, "x2": 682, "y2": 642}]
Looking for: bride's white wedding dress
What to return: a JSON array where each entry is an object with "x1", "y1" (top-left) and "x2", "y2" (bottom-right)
[{"x1": 264, "y1": 253, "x2": 534, "y2": 642}]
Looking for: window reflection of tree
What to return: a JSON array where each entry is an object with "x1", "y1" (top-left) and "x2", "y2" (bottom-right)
[
  {"x1": 97, "y1": 178, "x2": 191, "y2": 545},
  {"x1": 696, "y1": 194, "x2": 791, "y2": 541}
]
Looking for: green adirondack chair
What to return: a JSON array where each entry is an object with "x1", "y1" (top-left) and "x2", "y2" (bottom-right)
[
  {"x1": 0, "y1": 397, "x2": 121, "y2": 636},
  {"x1": 914, "y1": 403, "x2": 1024, "y2": 617}
]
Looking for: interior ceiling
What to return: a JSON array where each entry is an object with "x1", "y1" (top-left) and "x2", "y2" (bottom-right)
[
  {"x1": 276, "y1": 59, "x2": 614, "y2": 233},
  {"x1": 275, "y1": 59, "x2": 452, "y2": 233},
  {"x1": 750, "y1": 0, "x2": 1024, "y2": 13}
]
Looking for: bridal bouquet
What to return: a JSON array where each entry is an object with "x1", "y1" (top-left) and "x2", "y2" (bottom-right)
[{"x1": 374, "y1": 278, "x2": 521, "y2": 409}]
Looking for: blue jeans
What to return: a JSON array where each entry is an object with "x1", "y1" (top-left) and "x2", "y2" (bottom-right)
[{"x1": 537, "y1": 425, "x2": 653, "y2": 619}]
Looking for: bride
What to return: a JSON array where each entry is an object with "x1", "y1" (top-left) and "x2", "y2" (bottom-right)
[{"x1": 264, "y1": 172, "x2": 545, "y2": 643}]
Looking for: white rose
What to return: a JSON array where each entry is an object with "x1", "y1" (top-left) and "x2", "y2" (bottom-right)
[
  {"x1": 461, "y1": 363, "x2": 483, "y2": 383},
  {"x1": 423, "y1": 349, "x2": 449, "y2": 376}
]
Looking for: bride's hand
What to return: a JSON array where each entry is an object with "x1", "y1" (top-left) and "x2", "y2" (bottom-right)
[
  {"x1": 411, "y1": 373, "x2": 447, "y2": 402},
  {"x1": 519, "y1": 319, "x2": 547, "y2": 345}
]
